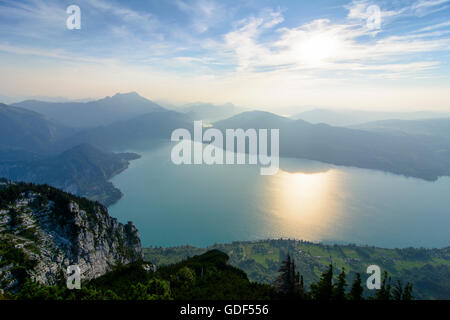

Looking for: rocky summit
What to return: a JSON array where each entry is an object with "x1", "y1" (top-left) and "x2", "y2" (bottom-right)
[{"x1": 0, "y1": 179, "x2": 142, "y2": 292}]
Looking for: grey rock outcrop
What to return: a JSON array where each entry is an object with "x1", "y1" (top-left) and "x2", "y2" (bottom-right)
[{"x1": 0, "y1": 182, "x2": 142, "y2": 292}]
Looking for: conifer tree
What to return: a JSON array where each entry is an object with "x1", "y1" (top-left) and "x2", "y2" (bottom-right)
[
  {"x1": 274, "y1": 253, "x2": 304, "y2": 299},
  {"x1": 392, "y1": 280, "x2": 403, "y2": 300},
  {"x1": 333, "y1": 268, "x2": 347, "y2": 301},
  {"x1": 391, "y1": 279, "x2": 414, "y2": 300},
  {"x1": 274, "y1": 254, "x2": 294, "y2": 296},
  {"x1": 310, "y1": 264, "x2": 334, "y2": 301},
  {"x1": 375, "y1": 271, "x2": 392, "y2": 300},
  {"x1": 402, "y1": 283, "x2": 413, "y2": 300},
  {"x1": 349, "y1": 273, "x2": 364, "y2": 300}
]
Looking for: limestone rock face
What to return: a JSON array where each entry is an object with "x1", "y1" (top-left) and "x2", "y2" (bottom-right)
[{"x1": 0, "y1": 181, "x2": 142, "y2": 292}]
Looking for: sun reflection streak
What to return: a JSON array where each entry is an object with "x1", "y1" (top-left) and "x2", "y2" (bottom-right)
[{"x1": 265, "y1": 169, "x2": 342, "y2": 240}]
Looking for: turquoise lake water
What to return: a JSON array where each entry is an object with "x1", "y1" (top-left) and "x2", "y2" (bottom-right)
[{"x1": 109, "y1": 141, "x2": 450, "y2": 248}]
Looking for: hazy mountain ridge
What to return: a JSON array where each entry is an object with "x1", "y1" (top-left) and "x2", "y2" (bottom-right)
[
  {"x1": 12, "y1": 92, "x2": 165, "y2": 128},
  {"x1": 0, "y1": 144, "x2": 140, "y2": 206},
  {"x1": 3, "y1": 94, "x2": 450, "y2": 204},
  {"x1": 59, "y1": 110, "x2": 191, "y2": 150},
  {"x1": 351, "y1": 118, "x2": 450, "y2": 140},
  {"x1": 292, "y1": 108, "x2": 450, "y2": 126},
  {"x1": 179, "y1": 102, "x2": 246, "y2": 122},
  {"x1": 215, "y1": 111, "x2": 450, "y2": 181},
  {"x1": 0, "y1": 99, "x2": 189, "y2": 205},
  {"x1": 0, "y1": 103, "x2": 76, "y2": 154}
]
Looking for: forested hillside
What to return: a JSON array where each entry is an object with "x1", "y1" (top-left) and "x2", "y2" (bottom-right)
[{"x1": 144, "y1": 240, "x2": 450, "y2": 300}]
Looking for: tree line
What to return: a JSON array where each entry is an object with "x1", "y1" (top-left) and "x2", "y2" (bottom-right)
[{"x1": 274, "y1": 254, "x2": 413, "y2": 300}]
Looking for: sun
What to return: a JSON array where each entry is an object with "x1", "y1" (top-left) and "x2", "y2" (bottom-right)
[{"x1": 298, "y1": 34, "x2": 339, "y2": 66}]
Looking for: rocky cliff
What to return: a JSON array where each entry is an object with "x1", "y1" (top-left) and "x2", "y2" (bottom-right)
[{"x1": 0, "y1": 179, "x2": 142, "y2": 292}]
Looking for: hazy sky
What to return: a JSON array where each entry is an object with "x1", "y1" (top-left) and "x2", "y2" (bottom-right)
[{"x1": 1, "y1": 0, "x2": 450, "y2": 111}]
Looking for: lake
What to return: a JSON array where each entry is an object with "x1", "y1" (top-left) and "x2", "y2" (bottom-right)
[{"x1": 109, "y1": 141, "x2": 450, "y2": 248}]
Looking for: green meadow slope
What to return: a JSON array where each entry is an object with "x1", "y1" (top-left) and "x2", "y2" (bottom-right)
[{"x1": 144, "y1": 239, "x2": 450, "y2": 300}]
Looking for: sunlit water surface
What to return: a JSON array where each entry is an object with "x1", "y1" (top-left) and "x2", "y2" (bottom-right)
[{"x1": 109, "y1": 142, "x2": 450, "y2": 248}]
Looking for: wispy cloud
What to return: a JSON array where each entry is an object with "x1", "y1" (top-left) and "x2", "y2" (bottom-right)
[
  {"x1": 87, "y1": 0, "x2": 159, "y2": 31},
  {"x1": 413, "y1": 0, "x2": 450, "y2": 10},
  {"x1": 222, "y1": 9, "x2": 449, "y2": 78},
  {"x1": 346, "y1": 0, "x2": 404, "y2": 25},
  {"x1": 0, "y1": 43, "x2": 118, "y2": 65},
  {"x1": 346, "y1": 0, "x2": 450, "y2": 23},
  {"x1": 175, "y1": 0, "x2": 223, "y2": 33},
  {"x1": 418, "y1": 20, "x2": 450, "y2": 31},
  {"x1": 0, "y1": 0, "x2": 66, "y2": 38},
  {"x1": 0, "y1": 0, "x2": 449, "y2": 109}
]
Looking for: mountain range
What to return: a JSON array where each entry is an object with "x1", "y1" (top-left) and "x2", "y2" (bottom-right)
[
  {"x1": 1, "y1": 92, "x2": 450, "y2": 299},
  {"x1": 59, "y1": 110, "x2": 190, "y2": 150},
  {"x1": 2, "y1": 92, "x2": 450, "y2": 205},
  {"x1": 0, "y1": 103, "x2": 75, "y2": 154},
  {"x1": 0, "y1": 144, "x2": 140, "y2": 206},
  {"x1": 12, "y1": 92, "x2": 164, "y2": 128},
  {"x1": 291, "y1": 108, "x2": 450, "y2": 126},
  {"x1": 177, "y1": 102, "x2": 245, "y2": 122},
  {"x1": 0, "y1": 93, "x2": 189, "y2": 205},
  {"x1": 215, "y1": 111, "x2": 450, "y2": 181},
  {"x1": 351, "y1": 118, "x2": 450, "y2": 140}
]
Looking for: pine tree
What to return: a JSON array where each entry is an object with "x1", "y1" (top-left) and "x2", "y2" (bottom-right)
[
  {"x1": 274, "y1": 253, "x2": 304, "y2": 299},
  {"x1": 392, "y1": 280, "x2": 403, "y2": 300},
  {"x1": 386, "y1": 275, "x2": 392, "y2": 300},
  {"x1": 274, "y1": 254, "x2": 294, "y2": 296},
  {"x1": 310, "y1": 264, "x2": 334, "y2": 301},
  {"x1": 375, "y1": 271, "x2": 392, "y2": 300},
  {"x1": 402, "y1": 283, "x2": 413, "y2": 300},
  {"x1": 391, "y1": 279, "x2": 414, "y2": 300},
  {"x1": 349, "y1": 273, "x2": 364, "y2": 300},
  {"x1": 333, "y1": 268, "x2": 347, "y2": 301}
]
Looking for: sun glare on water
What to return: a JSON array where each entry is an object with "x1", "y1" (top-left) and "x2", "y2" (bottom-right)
[{"x1": 265, "y1": 169, "x2": 343, "y2": 240}]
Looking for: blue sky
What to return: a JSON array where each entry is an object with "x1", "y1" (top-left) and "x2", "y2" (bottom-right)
[{"x1": 0, "y1": 0, "x2": 450, "y2": 110}]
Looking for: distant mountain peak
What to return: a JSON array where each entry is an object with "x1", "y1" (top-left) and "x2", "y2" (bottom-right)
[
  {"x1": 226, "y1": 110, "x2": 291, "y2": 121},
  {"x1": 103, "y1": 92, "x2": 163, "y2": 107},
  {"x1": 112, "y1": 91, "x2": 141, "y2": 98},
  {"x1": 9, "y1": 92, "x2": 165, "y2": 127}
]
